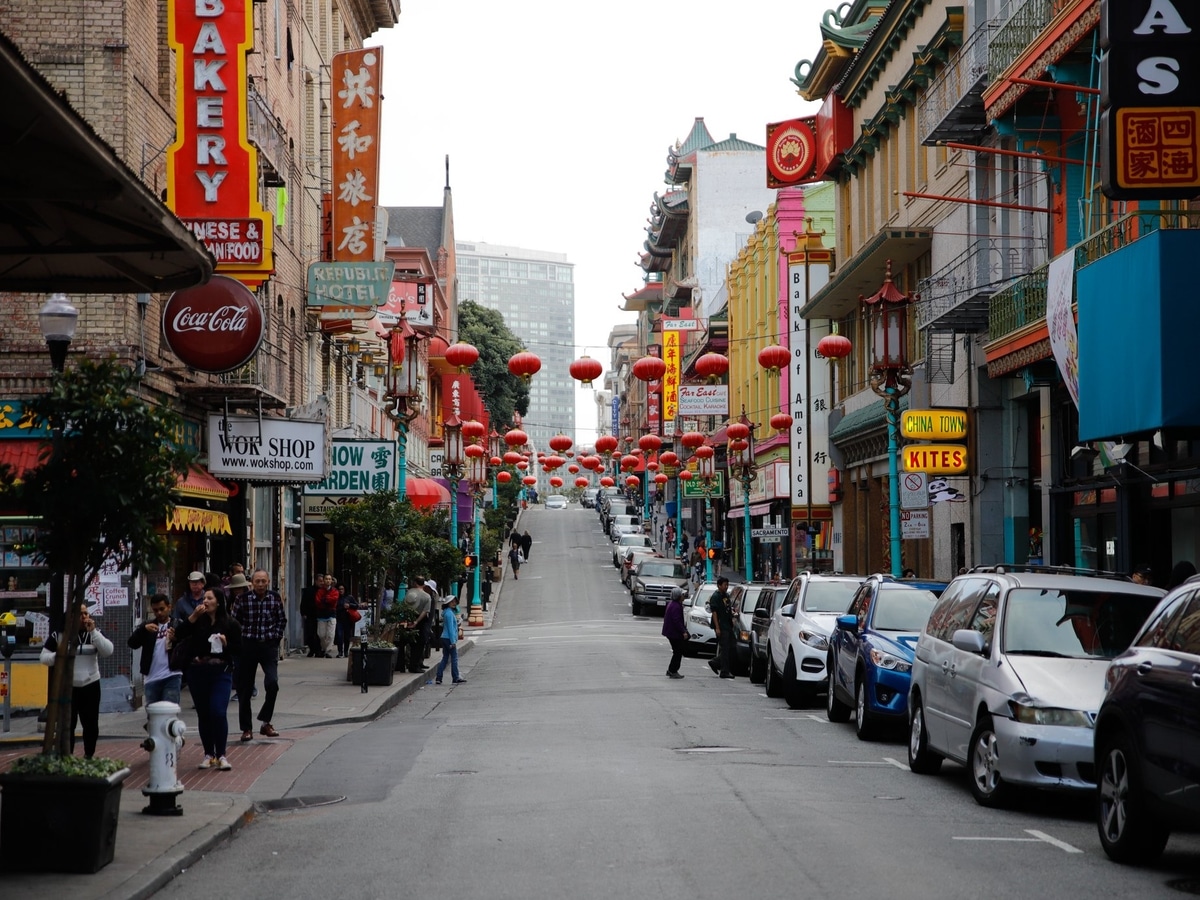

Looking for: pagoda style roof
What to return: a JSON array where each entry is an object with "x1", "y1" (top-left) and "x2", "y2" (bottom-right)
[{"x1": 791, "y1": 0, "x2": 889, "y2": 101}]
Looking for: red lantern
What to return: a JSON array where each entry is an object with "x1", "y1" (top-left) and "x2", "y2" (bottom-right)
[
  {"x1": 693, "y1": 444, "x2": 714, "y2": 460},
  {"x1": 695, "y1": 352, "x2": 729, "y2": 382},
  {"x1": 522, "y1": 475, "x2": 538, "y2": 486},
  {"x1": 569, "y1": 354, "x2": 603, "y2": 386},
  {"x1": 770, "y1": 412, "x2": 794, "y2": 432},
  {"x1": 549, "y1": 433, "x2": 573, "y2": 453},
  {"x1": 600, "y1": 476, "x2": 615, "y2": 488},
  {"x1": 757, "y1": 344, "x2": 790, "y2": 372},
  {"x1": 497, "y1": 470, "x2": 512, "y2": 484},
  {"x1": 462, "y1": 419, "x2": 486, "y2": 442},
  {"x1": 545, "y1": 455, "x2": 565, "y2": 470},
  {"x1": 504, "y1": 428, "x2": 528, "y2": 448},
  {"x1": 568, "y1": 464, "x2": 579, "y2": 474},
  {"x1": 444, "y1": 341, "x2": 479, "y2": 372},
  {"x1": 638, "y1": 434, "x2": 662, "y2": 453},
  {"x1": 659, "y1": 451, "x2": 679, "y2": 467},
  {"x1": 620, "y1": 454, "x2": 638, "y2": 471},
  {"x1": 647, "y1": 460, "x2": 659, "y2": 472},
  {"x1": 631, "y1": 355, "x2": 666, "y2": 382},
  {"x1": 678, "y1": 469, "x2": 694, "y2": 482},
  {"x1": 575, "y1": 476, "x2": 589, "y2": 488},
  {"x1": 516, "y1": 460, "x2": 529, "y2": 471},
  {"x1": 681, "y1": 431, "x2": 706, "y2": 450},
  {"x1": 625, "y1": 475, "x2": 640, "y2": 488},
  {"x1": 503, "y1": 451, "x2": 522, "y2": 465},
  {"x1": 489, "y1": 455, "x2": 502, "y2": 467},
  {"x1": 729, "y1": 439, "x2": 749, "y2": 454},
  {"x1": 508, "y1": 351, "x2": 542, "y2": 382},
  {"x1": 726, "y1": 422, "x2": 750, "y2": 442},
  {"x1": 817, "y1": 332, "x2": 853, "y2": 360},
  {"x1": 653, "y1": 473, "x2": 668, "y2": 485},
  {"x1": 549, "y1": 476, "x2": 564, "y2": 488},
  {"x1": 595, "y1": 435, "x2": 618, "y2": 456},
  {"x1": 464, "y1": 444, "x2": 486, "y2": 458}
]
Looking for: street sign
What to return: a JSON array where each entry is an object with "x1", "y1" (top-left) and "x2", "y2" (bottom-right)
[
  {"x1": 900, "y1": 472, "x2": 928, "y2": 510},
  {"x1": 901, "y1": 509, "x2": 930, "y2": 539},
  {"x1": 901, "y1": 409, "x2": 967, "y2": 441},
  {"x1": 681, "y1": 471, "x2": 724, "y2": 498},
  {"x1": 751, "y1": 527, "x2": 790, "y2": 537}
]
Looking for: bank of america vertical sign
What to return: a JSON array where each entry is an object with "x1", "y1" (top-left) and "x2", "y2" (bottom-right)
[
  {"x1": 1101, "y1": 0, "x2": 1200, "y2": 199},
  {"x1": 787, "y1": 252, "x2": 832, "y2": 510}
]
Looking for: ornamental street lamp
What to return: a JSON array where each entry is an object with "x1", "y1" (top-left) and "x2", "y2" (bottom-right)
[
  {"x1": 694, "y1": 444, "x2": 718, "y2": 583},
  {"x1": 488, "y1": 429, "x2": 503, "y2": 509},
  {"x1": 862, "y1": 260, "x2": 914, "y2": 578},
  {"x1": 467, "y1": 447, "x2": 488, "y2": 627},
  {"x1": 727, "y1": 409, "x2": 757, "y2": 583},
  {"x1": 443, "y1": 415, "x2": 464, "y2": 598},
  {"x1": 384, "y1": 329, "x2": 425, "y2": 502}
]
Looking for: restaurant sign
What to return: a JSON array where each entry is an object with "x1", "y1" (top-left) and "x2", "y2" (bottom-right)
[{"x1": 207, "y1": 414, "x2": 326, "y2": 482}]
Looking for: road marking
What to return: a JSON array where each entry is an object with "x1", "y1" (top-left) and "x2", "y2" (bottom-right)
[
  {"x1": 954, "y1": 837, "x2": 1041, "y2": 843},
  {"x1": 882, "y1": 757, "x2": 909, "y2": 770},
  {"x1": 828, "y1": 760, "x2": 892, "y2": 766},
  {"x1": 676, "y1": 747, "x2": 747, "y2": 753},
  {"x1": 1026, "y1": 830, "x2": 1084, "y2": 853},
  {"x1": 951, "y1": 832, "x2": 1084, "y2": 854},
  {"x1": 764, "y1": 716, "x2": 816, "y2": 720}
]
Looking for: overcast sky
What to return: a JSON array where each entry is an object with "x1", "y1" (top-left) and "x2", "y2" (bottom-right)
[{"x1": 370, "y1": 2, "x2": 821, "y2": 442}]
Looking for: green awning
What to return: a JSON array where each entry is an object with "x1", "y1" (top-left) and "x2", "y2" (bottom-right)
[{"x1": 830, "y1": 395, "x2": 911, "y2": 443}]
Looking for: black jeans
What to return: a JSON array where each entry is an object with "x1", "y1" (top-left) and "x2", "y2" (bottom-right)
[
  {"x1": 667, "y1": 636, "x2": 686, "y2": 674},
  {"x1": 237, "y1": 638, "x2": 280, "y2": 731},
  {"x1": 70, "y1": 680, "x2": 102, "y2": 758},
  {"x1": 715, "y1": 627, "x2": 736, "y2": 676}
]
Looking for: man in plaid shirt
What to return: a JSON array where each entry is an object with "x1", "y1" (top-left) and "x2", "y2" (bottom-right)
[{"x1": 230, "y1": 568, "x2": 287, "y2": 741}]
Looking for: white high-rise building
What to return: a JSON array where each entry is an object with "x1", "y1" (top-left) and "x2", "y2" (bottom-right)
[{"x1": 455, "y1": 242, "x2": 575, "y2": 453}]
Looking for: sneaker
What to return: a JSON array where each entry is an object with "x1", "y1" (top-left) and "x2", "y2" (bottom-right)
[
  {"x1": 452, "y1": 679, "x2": 467, "y2": 684},
  {"x1": 434, "y1": 680, "x2": 442, "y2": 685},
  {"x1": 667, "y1": 671, "x2": 684, "y2": 679},
  {"x1": 217, "y1": 756, "x2": 232, "y2": 771},
  {"x1": 197, "y1": 756, "x2": 217, "y2": 769}
]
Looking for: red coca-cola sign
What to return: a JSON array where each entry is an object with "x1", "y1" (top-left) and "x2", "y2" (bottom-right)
[{"x1": 162, "y1": 275, "x2": 265, "y2": 373}]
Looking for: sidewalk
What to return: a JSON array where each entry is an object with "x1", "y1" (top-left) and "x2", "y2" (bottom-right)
[{"x1": 0, "y1": 594, "x2": 498, "y2": 899}]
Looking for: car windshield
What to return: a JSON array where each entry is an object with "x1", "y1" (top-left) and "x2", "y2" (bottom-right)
[
  {"x1": 872, "y1": 586, "x2": 939, "y2": 631},
  {"x1": 620, "y1": 535, "x2": 652, "y2": 547},
  {"x1": 640, "y1": 562, "x2": 686, "y2": 578},
  {"x1": 613, "y1": 516, "x2": 636, "y2": 526},
  {"x1": 803, "y1": 580, "x2": 860, "y2": 613},
  {"x1": 1001, "y1": 588, "x2": 1162, "y2": 659}
]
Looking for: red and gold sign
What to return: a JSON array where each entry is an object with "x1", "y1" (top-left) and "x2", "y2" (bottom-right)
[
  {"x1": 331, "y1": 48, "x2": 383, "y2": 262},
  {"x1": 167, "y1": 0, "x2": 274, "y2": 285},
  {"x1": 816, "y1": 94, "x2": 853, "y2": 180},
  {"x1": 162, "y1": 275, "x2": 265, "y2": 373},
  {"x1": 167, "y1": 506, "x2": 233, "y2": 535},
  {"x1": 765, "y1": 117, "x2": 818, "y2": 187},
  {"x1": 663, "y1": 329, "x2": 681, "y2": 423},
  {"x1": 1111, "y1": 108, "x2": 1200, "y2": 193}
]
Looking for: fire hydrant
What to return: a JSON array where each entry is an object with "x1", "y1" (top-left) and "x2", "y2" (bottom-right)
[{"x1": 141, "y1": 700, "x2": 187, "y2": 816}]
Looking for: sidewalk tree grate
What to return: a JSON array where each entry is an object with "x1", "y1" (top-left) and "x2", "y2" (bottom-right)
[{"x1": 256, "y1": 795, "x2": 345, "y2": 812}]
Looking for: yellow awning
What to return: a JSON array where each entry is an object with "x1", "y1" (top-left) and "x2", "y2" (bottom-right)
[{"x1": 166, "y1": 506, "x2": 232, "y2": 535}]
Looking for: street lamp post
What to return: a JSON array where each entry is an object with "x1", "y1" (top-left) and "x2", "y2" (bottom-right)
[
  {"x1": 384, "y1": 329, "x2": 424, "y2": 502},
  {"x1": 467, "y1": 447, "x2": 488, "y2": 626},
  {"x1": 488, "y1": 429, "x2": 502, "y2": 509},
  {"x1": 443, "y1": 414, "x2": 464, "y2": 599},
  {"x1": 695, "y1": 444, "x2": 717, "y2": 584},
  {"x1": 862, "y1": 260, "x2": 914, "y2": 578},
  {"x1": 727, "y1": 410, "x2": 757, "y2": 583}
]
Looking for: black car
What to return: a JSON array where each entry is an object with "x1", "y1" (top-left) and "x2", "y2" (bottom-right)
[
  {"x1": 748, "y1": 582, "x2": 789, "y2": 683},
  {"x1": 727, "y1": 583, "x2": 778, "y2": 677},
  {"x1": 1094, "y1": 575, "x2": 1200, "y2": 864}
]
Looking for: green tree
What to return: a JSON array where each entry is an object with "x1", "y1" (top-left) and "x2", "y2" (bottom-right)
[
  {"x1": 458, "y1": 300, "x2": 530, "y2": 426},
  {"x1": 13, "y1": 359, "x2": 193, "y2": 757}
]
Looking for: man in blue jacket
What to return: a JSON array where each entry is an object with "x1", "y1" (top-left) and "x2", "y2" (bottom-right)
[{"x1": 433, "y1": 597, "x2": 467, "y2": 686}]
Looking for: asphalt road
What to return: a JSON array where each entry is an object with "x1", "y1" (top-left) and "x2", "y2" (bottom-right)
[{"x1": 153, "y1": 503, "x2": 1200, "y2": 900}]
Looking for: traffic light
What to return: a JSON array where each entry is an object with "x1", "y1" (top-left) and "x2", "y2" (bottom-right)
[
  {"x1": 463, "y1": 553, "x2": 474, "y2": 569},
  {"x1": 707, "y1": 548, "x2": 715, "y2": 559}
]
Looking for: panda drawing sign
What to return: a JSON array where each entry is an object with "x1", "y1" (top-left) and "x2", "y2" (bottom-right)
[{"x1": 928, "y1": 478, "x2": 966, "y2": 503}]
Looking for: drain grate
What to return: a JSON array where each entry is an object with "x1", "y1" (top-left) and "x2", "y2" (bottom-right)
[
  {"x1": 674, "y1": 746, "x2": 747, "y2": 753},
  {"x1": 256, "y1": 795, "x2": 345, "y2": 812},
  {"x1": 1168, "y1": 880, "x2": 1200, "y2": 896}
]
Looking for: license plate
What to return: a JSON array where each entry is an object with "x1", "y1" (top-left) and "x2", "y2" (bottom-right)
[{"x1": 657, "y1": 599, "x2": 666, "y2": 605}]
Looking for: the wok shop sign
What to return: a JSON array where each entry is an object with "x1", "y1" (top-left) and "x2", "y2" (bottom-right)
[{"x1": 207, "y1": 414, "x2": 326, "y2": 482}]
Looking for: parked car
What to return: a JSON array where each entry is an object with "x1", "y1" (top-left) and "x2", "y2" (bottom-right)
[
  {"x1": 827, "y1": 575, "x2": 945, "y2": 740},
  {"x1": 1094, "y1": 576, "x2": 1200, "y2": 864},
  {"x1": 582, "y1": 488, "x2": 599, "y2": 508},
  {"x1": 612, "y1": 532, "x2": 653, "y2": 568},
  {"x1": 545, "y1": 494, "x2": 568, "y2": 509},
  {"x1": 620, "y1": 547, "x2": 659, "y2": 587},
  {"x1": 630, "y1": 558, "x2": 689, "y2": 616},
  {"x1": 728, "y1": 583, "x2": 778, "y2": 677},
  {"x1": 749, "y1": 582, "x2": 790, "y2": 683},
  {"x1": 609, "y1": 514, "x2": 640, "y2": 543},
  {"x1": 765, "y1": 573, "x2": 863, "y2": 708},
  {"x1": 684, "y1": 582, "x2": 719, "y2": 656},
  {"x1": 907, "y1": 568, "x2": 1164, "y2": 807}
]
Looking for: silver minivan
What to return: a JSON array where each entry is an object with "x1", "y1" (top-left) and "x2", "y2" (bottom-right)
[{"x1": 907, "y1": 569, "x2": 1163, "y2": 806}]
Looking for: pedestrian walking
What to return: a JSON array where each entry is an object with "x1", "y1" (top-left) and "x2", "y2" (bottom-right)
[
  {"x1": 481, "y1": 559, "x2": 494, "y2": 611},
  {"x1": 508, "y1": 543, "x2": 522, "y2": 580},
  {"x1": 299, "y1": 572, "x2": 322, "y2": 657},
  {"x1": 520, "y1": 529, "x2": 533, "y2": 561},
  {"x1": 127, "y1": 593, "x2": 182, "y2": 707},
  {"x1": 708, "y1": 576, "x2": 735, "y2": 679},
  {"x1": 40, "y1": 604, "x2": 113, "y2": 758},
  {"x1": 314, "y1": 574, "x2": 339, "y2": 657},
  {"x1": 174, "y1": 570, "x2": 206, "y2": 622},
  {"x1": 399, "y1": 577, "x2": 431, "y2": 672},
  {"x1": 173, "y1": 586, "x2": 240, "y2": 770},
  {"x1": 434, "y1": 596, "x2": 467, "y2": 685},
  {"x1": 230, "y1": 568, "x2": 286, "y2": 741},
  {"x1": 334, "y1": 584, "x2": 358, "y2": 658},
  {"x1": 662, "y1": 587, "x2": 687, "y2": 679}
]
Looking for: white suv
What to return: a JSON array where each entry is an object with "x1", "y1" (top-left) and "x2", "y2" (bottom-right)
[{"x1": 765, "y1": 573, "x2": 863, "y2": 708}]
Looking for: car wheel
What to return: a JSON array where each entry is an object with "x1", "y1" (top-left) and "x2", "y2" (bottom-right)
[
  {"x1": 765, "y1": 648, "x2": 784, "y2": 698},
  {"x1": 826, "y1": 664, "x2": 851, "y2": 722},
  {"x1": 1097, "y1": 729, "x2": 1171, "y2": 864},
  {"x1": 631, "y1": 599, "x2": 642, "y2": 616},
  {"x1": 907, "y1": 695, "x2": 943, "y2": 774},
  {"x1": 783, "y1": 654, "x2": 807, "y2": 710},
  {"x1": 854, "y1": 677, "x2": 878, "y2": 741},
  {"x1": 968, "y1": 715, "x2": 1013, "y2": 807},
  {"x1": 749, "y1": 648, "x2": 767, "y2": 685}
]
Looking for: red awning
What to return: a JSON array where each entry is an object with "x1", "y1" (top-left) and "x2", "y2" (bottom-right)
[
  {"x1": 0, "y1": 439, "x2": 45, "y2": 481},
  {"x1": 406, "y1": 476, "x2": 452, "y2": 510},
  {"x1": 727, "y1": 501, "x2": 774, "y2": 519},
  {"x1": 709, "y1": 426, "x2": 729, "y2": 445},
  {"x1": 175, "y1": 464, "x2": 231, "y2": 501}
]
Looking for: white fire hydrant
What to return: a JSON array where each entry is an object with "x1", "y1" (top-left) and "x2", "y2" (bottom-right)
[{"x1": 141, "y1": 700, "x2": 187, "y2": 816}]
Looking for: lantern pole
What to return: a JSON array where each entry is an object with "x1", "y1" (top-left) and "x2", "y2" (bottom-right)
[{"x1": 443, "y1": 415, "x2": 464, "y2": 599}]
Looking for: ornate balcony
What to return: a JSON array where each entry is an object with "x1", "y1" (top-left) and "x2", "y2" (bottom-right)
[
  {"x1": 919, "y1": 26, "x2": 992, "y2": 146},
  {"x1": 917, "y1": 235, "x2": 1044, "y2": 332},
  {"x1": 247, "y1": 81, "x2": 288, "y2": 188},
  {"x1": 989, "y1": 0, "x2": 1058, "y2": 80}
]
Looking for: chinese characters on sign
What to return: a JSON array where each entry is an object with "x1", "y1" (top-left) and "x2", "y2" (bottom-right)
[
  {"x1": 304, "y1": 439, "x2": 397, "y2": 496},
  {"x1": 787, "y1": 253, "x2": 833, "y2": 509},
  {"x1": 331, "y1": 48, "x2": 383, "y2": 262},
  {"x1": 663, "y1": 329, "x2": 681, "y2": 427}
]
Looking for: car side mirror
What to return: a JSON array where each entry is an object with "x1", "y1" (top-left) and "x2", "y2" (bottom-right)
[
  {"x1": 836, "y1": 613, "x2": 858, "y2": 633},
  {"x1": 781, "y1": 603, "x2": 797, "y2": 618},
  {"x1": 754, "y1": 607, "x2": 769, "y2": 619},
  {"x1": 951, "y1": 629, "x2": 986, "y2": 654}
]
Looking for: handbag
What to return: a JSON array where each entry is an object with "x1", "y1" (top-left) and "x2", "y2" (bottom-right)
[
  {"x1": 347, "y1": 607, "x2": 362, "y2": 623},
  {"x1": 168, "y1": 637, "x2": 193, "y2": 671}
]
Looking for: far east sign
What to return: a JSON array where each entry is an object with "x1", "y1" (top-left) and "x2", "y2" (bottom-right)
[
  {"x1": 1101, "y1": 0, "x2": 1200, "y2": 199},
  {"x1": 304, "y1": 439, "x2": 396, "y2": 495}
]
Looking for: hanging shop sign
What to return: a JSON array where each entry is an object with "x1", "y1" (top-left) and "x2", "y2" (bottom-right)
[
  {"x1": 166, "y1": 0, "x2": 274, "y2": 285},
  {"x1": 677, "y1": 384, "x2": 728, "y2": 417},
  {"x1": 660, "y1": 317, "x2": 700, "y2": 331},
  {"x1": 663, "y1": 329, "x2": 681, "y2": 423},
  {"x1": 765, "y1": 117, "x2": 819, "y2": 187},
  {"x1": 901, "y1": 409, "x2": 968, "y2": 441},
  {"x1": 815, "y1": 93, "x2": 854, "y2": 180},
  {"x1": 902, "y1": 444, "x2": 969, "y2": 475},
  {"x1": 1101, "y1": 0, "x2": 1200, "y2": 199},
  {"x1": 162, "y1": 275, "x2": 265, "y2": 373},
  {"x1": 207, "y1": 414, "x2": 326, "y2": 482},
  {"x1": 330, "y1": 47, "x2": 383, "y2": 262},
  {"x1": 304, "y1": 439, "x2": 396, "y2": 495},
  {"x1": 787, "y1": 250, "x2": 833, "y2": 508},
  {"x1": 306, "y1": 261, "x2": 395, "y2": 307}
]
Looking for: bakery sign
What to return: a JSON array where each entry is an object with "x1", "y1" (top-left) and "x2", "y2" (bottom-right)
[
  {"x1": 167, "y1": 0, "x2": 275, "y2": 285},
  {"x1": 1101, "y1": 0, "x2": 1200, "y2": 199}
]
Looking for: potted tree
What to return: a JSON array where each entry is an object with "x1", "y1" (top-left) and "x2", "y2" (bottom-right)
[{"x1": 0, "y1": 359, "x2": 192, "y2": 873}]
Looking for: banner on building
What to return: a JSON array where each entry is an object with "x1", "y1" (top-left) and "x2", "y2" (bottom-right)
[
  {"x1": 167, "y1": 0, "x2": 274, "y2": 285},
  {"x1": 787, "y1": 251, "x2": 833, "y2": 509},
  {"x1": 304, "y1": 439, "x2": 396, "y2": 495},
  {"x1": 663, "y1": 329, "x2": 681, "y2": 424},
  {"x1": 331, "y1": 48, "x2": 383, "y2": 261}
]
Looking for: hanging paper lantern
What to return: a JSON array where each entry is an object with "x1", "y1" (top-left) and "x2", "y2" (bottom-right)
[
  {"x1": 465, "y1": 444, "x2": 486, "y2": 459},
  {"x1": 693, "y1": 444, "x2": 715, "y2": 460},
  {"x1": 729, "y1": 438, "x2": 749, "y2": 454},
  {"x1": 647, "y1": 460, "x2": 659, "y2": 472},
  {"x1": 817, "y1": 332, "x2": 853, "y2": 360},
  {"x1": 678, "y1": 469, "x2": 694, "y2": 482},
  {"x1": 490, "y1": 455, "x2": 503, "y2": 467},
  {"x1": 567, "y1": 464, "x2": 579, "y2": 474},
  {"x1": 444, "y1": 341, "x2": 480, "y2": 372},
  {"x1": 600, "y1": 476, "x2": 615, "y2": 488},
  {"x1": 659, "y1": 451, "x2": 679, "y2": 468},
  {"x1": 508, "y1": 351, "x2": 542, "y2": 381},
  {"x1": 726, "y1": 422, "x2": 750, "y2": 442},
  {"x1": 549, "y1": 476, "x2": 564, "y2": 488},
  {"x1": 462, "y1": 419, "x2": 486, "y2": 442},
  {"x1": 625, "y1": 475, "x2": 641, "y2": 488},
  {"x1": 680, "y1": 431, "x2": 706, "y2": 450},
  {"x1": 638, "y1": 434, "x2": 662, "y2": 453},
  {"x1": 516, "y1": 460, "x2": 529, "y2": 471},
  {"x1": 575, "y1": 476, "x2": 589, "y2": 488},
  {"x1": 569, "y1": 354, "x2": 603, "y2": 386},
  {"x1": 549, "y1": 433, "x2": 573, "y2": 453},
  {"x1": 595, "y1": 435, "x2": 618, "y2": 456},
  {"x1": 497, "y1": 470, "x2": 512, "y2": 484},
  {"x1": 757, "y1": 344, "x2": 790, "y2": 373},
  {"x1": 695, "y1": 352, "x2": 730, "y2": 382},
  {"x1": 654, "y1": 473, "x2": 669, "y2": 486},
  {"x1": 620, "y1": 454, "x2": 639, "y2": 471},
  {"x1": 504, "y1": 428, "x2": 528, "y2": 448},
  {"x1": 503, "y1": 451, "x2": 522, "y2": 465},
  {"x1": 632, "y1": 355, "x2": 666, "y2": 382},
  {"x1": 770, "y1": 412, "x2": 794, "y2": 432},
  {"x1": 522, "y1": 475, "x2": 538, "y2": 486}
]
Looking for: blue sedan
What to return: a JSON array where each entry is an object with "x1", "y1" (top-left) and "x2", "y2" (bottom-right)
[{"x1": 827, "y1": 577, "x2": 944, "y2": 740}]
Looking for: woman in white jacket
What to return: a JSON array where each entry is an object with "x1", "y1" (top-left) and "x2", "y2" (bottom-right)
[{"x1": 40, "y1": 605, "x2": 114, "y2": 758}]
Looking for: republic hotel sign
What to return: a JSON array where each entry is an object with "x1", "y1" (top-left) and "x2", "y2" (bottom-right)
[{"x1": 1101, "y1": 0, "x2": 1200, "y2": 199}]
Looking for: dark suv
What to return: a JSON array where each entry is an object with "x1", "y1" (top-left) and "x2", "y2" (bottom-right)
[{"x1": 1094, "y1": 575, "x2": 1200, "y2": 864}]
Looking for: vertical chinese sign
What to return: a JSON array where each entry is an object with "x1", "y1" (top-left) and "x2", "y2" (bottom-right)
[
  {"x1": 331, "y1": 48, "x2": 383, "y2": 262},
  {"x1": 787, "y1": 247, "x2": 832, "y2": 519},
  {"x1": 663, "y1": 329, "x2": 680, "y2": 434},
  {"x1": 167, "y1": 0, "x2": 274, "y2": 286}
]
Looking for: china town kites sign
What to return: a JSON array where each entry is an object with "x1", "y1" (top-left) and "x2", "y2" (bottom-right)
[{"x1": 166, "y1": 0, "x2": 274, "y2": 285}]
